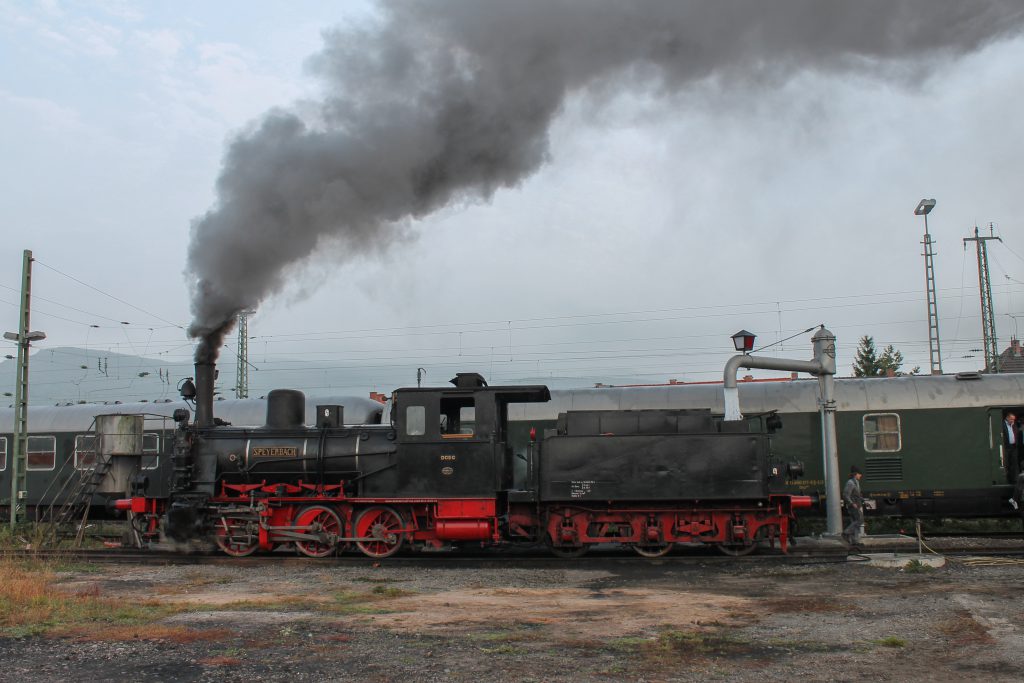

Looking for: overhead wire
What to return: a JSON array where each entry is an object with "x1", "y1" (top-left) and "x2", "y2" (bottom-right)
[{"x1": 33, "y1": 259, "x2": 186, "y2": 331}]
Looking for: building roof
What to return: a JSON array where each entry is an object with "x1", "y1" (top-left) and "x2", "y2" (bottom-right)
[{"x1": 999, "y1": 337, "x2": 1024, "y2": 373}]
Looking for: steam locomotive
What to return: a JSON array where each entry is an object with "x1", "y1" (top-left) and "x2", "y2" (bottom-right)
[{"x1": 115, "y1": 361, "x2": 811, "y2": 558}]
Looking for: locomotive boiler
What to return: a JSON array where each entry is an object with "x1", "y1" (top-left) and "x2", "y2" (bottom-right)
[{"x1": 126, "y1": 361, "x2": 812, "y2": 558}]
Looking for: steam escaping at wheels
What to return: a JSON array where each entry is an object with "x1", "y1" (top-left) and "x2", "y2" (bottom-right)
[{"x1": 214, "y1": 512, "x2": 259, "y2": 557}]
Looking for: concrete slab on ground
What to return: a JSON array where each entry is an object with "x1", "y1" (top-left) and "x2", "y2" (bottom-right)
[{"x1": 858, "y1": 553, "x2": 946, "y2": 568}]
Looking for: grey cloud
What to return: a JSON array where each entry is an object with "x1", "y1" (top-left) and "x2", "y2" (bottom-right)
[{"x1": 185, "y1": 0, "x2": 1024, "y2": 361}]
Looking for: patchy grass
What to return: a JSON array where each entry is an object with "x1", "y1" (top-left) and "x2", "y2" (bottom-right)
[
  {"x1": 68, "y1": 624, "x2": 231, "y2": 644},
  {"x1": 903, "y1": 559, "x2": 936, "y2": 574},
  {"x1": 0, "y1": 556, "x2": 211, "y2": 640},
  {"x1": 352, "y1": 576, "x2": 403, "y2": 584},
  {"x1": 656, "y1": 629, "x2": 715, "y2": 653},
  {"x1": 874, "y1": 636, "x2": 907, "y2": 648},
  {"x1": 371, "y1": 585, "x2": 413, "y2": 598},
  {"x1": 606, "y1": 635, "x2": 651, "y2": 650},
  {"x1": 937, "y1": 612, "x2": 993, "y2": 646}
]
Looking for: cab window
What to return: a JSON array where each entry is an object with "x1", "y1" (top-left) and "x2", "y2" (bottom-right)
[
  {"x1": 27, "y1": 435, "x2": 57, "y2": 471},
  {"x1": 440, "y1": 397, "x2": 475, "y2": 437},
  {"x1": 406, "y1": 405, "x2": 426, "y2": 436},
  {"x1": 863, "y1": 413, "x2": 901, "y2": 452},
  {"x1": 0, "y1": 437, "x2": 6, "y2": 470}
]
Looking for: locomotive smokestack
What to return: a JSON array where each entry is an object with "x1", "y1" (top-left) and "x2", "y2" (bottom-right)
[{"x1": 194, "y1": 360, "x2": 215, "y2": 428}]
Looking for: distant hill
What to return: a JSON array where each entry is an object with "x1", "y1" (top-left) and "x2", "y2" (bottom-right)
[
  {"x1": 0, "y1": 347, "x2": 391, "y2": 407},
  {"x1": 0, "y1": 346, "x2": 649, "y2": 408}
]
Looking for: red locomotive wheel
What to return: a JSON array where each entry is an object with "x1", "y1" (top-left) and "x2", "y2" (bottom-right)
[
  {"x1": 717, "y1": 542, "x2": 758, "y2": 556},
  {"x1": 632, "y1": 543, "x2": 674, "y2": 558},
  {"x1": 294, "y1": 505, "x2": 343, "y2": 558},
  {"x1": 354, "y1": 506, "x2": 405, "y2": 559},
  {"x1": 544, "y1": 534, "x2": 590, "y2": 558},
  {"x1": 214, "y1": 514, "x2": 259, "y2": 557}
]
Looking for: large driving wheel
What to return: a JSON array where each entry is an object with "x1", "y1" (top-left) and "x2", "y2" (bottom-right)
[
  {"x1": 214, "y1": 513, "x2": 260, "y2": 557},
  {"x1": 545, "y1": 533, "x2": 590, "y2": 558},
  {"x1": 354, "y1": 506, "x2": 405, "y2": 559},
  {"x1": 717, "y1": 542, "x2": 758, "y2": 556},
  {"x1": 632, "y1": 542, "x2": 674, "y2": 558},
  {"x1": 294, "y1": 505, "x2": 343, "y2": 558}
]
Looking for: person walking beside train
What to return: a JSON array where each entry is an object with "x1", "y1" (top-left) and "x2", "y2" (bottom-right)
[{"x1": 842, "y1": 465, "x2": 864, "y2": 546}]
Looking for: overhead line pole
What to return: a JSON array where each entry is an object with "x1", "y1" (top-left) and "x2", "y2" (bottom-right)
[
  {"x1": 7, "y1": 250, "x2": 36, "y2": 528},
  {"x1": 963, "y1": 225, "x2": 1002, "y2": 374},
  {"x1": 236, "y1": 311, "x2": 250, "y2": 399}
]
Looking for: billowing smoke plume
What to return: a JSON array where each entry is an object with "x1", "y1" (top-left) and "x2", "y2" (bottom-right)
[{"x1": 186, "y1": 0, "x2": 1024, "y2": 361}]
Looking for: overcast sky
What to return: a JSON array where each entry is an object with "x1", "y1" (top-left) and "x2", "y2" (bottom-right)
[{"x1": 1, "y1": 1, "x2": 1023, "y2": 404}]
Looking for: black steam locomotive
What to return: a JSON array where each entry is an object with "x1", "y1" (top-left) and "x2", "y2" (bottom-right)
[{"x1": 120, "y1": 361, "x2": 811, "y2": 558}]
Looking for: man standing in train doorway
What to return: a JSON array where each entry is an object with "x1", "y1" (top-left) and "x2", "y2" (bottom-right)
[
  {"x1": 1005, "y1": 412, "x2": 1023, "y2": 510},
  {"x1": 842, "y1": 465, "x2": 864, "y2": 546}
]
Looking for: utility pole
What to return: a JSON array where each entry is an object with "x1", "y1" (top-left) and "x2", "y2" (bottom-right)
[
  {"x1": 235, "y1": 310, "x2": 250, "y2": 399},
  {"x1": 964, "y1": 224, "x2": 1002, "y2": 373},
  {"x1": 915, "y1": 199, "x2": 943, "y2": 375},
  {"x1": 6, "y1": 250, "x2": 44, "y2": 529}
]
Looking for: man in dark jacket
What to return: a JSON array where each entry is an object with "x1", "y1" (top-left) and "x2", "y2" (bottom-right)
[
  {"x1": 842, "y1": 465, "x2": 864, "y2": 545},
  {"x1": 1005, "y1": 412, "x2": 1023, "y2": 510}
]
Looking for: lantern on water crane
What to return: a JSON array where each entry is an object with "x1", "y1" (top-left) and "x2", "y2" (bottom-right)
[{"x1": 731, "y1": 330, "x2": 756, "y2": 353}]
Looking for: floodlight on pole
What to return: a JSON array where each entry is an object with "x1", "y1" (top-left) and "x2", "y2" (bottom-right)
[{"x1": 915, "y1": 198, "x2": 943, "y2": 375}]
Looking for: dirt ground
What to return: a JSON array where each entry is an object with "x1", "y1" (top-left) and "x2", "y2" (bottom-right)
[{"x1": 3, "y1": 551, "x2": 1024, "y2": 682}]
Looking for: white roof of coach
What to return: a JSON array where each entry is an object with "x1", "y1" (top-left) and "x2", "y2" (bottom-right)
[
  {"x1": 508, "y1": 372, "x2": 1024, "y2": 419},
  {"x1": 0, "y1": 395, "x2": 385, "y2": 433}
]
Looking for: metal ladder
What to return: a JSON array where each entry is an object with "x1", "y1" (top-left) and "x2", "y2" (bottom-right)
[{"x1": 37, "y1": 421, "x2": 112, "y2": 546}]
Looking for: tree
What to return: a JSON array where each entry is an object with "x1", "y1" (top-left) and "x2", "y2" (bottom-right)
[
  {"x1": 878, "y1": 344, "x2": 903, "y2": 376},
  {"x1": 852, "y1": 336, "x2": 917, "y2": 377},
  {"x1": 852, "y1": 336, "x2": 881, "y2": 377}
]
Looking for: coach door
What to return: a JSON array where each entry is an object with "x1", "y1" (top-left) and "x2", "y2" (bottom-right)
[{"x1": 992, "y1": 407, "x2": 1023, "y2": 485}]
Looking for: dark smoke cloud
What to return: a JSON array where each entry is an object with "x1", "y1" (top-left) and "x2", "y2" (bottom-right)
[{"x1": 186, "y1": 0, "x2": 1024, "y2": 360}]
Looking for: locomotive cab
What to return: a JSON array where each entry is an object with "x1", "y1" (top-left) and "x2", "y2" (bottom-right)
[{"x1": 388, "y1": 375, "x2": 549, "y2": 498}]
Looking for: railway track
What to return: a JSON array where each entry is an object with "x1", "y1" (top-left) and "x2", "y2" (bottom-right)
[{"x1": 4, "y1": 539, "x2": 1022, "y2": 567}]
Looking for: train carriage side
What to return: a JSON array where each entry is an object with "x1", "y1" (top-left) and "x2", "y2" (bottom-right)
[
  {"x1": 0, "y1": 395, "x2": 384, "y2": 522},
  {"x1": 506, "y1": 373, "x2": 1024, "y2": 519},
  {"x1": 775, "y1": 374, "x2": 1024, "y2": 517}
]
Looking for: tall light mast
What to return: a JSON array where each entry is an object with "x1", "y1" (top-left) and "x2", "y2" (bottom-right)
[
  {"x1": 915, "y1": 199, "x2": 942, "y2": 375},
  {"x1": 963, "y1": 224, "x2": 1002, "y2": 373}
]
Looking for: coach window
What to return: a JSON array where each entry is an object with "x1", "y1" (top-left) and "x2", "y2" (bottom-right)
[
  {"x1": 406, "y1": 405, "x2": 426, "y2": 436},
  {"x1": 27, "y1": 435, "x2": 57, "y2": 471},
  {"x1": 440, "y1": 397, "x2": 475, "y2": 437},
  {"x1": 863, "y1": 413, "x2": 901, "y2": 452},
  {"x1": 74, "y1": 435, "x2": 96, "y2": 469},
  {"x1": 142, "y1": 433, "x2": 160, "y2": 469},
  {"x1": 0, "y1": 437, "x2": 6, "y2": 471}
]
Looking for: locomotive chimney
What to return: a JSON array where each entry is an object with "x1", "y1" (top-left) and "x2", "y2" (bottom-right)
[{"x1": 194, "y1": 360, "x2": 215, "y2": 427}]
